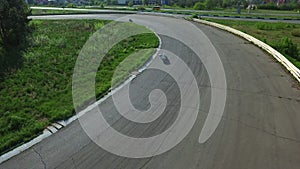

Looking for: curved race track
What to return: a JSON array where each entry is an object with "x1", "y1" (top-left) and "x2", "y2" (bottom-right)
[{"x1": 1, "y1": 14, "x2": 300, "y2": 169}]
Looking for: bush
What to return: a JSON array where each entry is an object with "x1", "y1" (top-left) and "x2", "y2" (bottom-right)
[
  {"x1": 205, "y1": 0, "x2": 217, "y2": 10},
  {"x1": 128, "y1": 1, "x2": 133, "y2": 7},
  {"x1": 193, "y1": 2, "x2": 206, "y2": 10},
  {"x1": 278, "y1": 3, "x2": 300, "y2": 10},
  {"x1": 137, "y1": 6, "x2": 146, "y2": 11},
  {"x1": 257, "y1": 3, "x2": 278, "y2": 10},
  {"x1": 273, "y1": 37, "x2": 299, "y2": 60},
  {"x1": 192, "y1": 13, "x2": 199, "y2": 18},
  {"x1": 258, "y1": 2, "x2": 300, "y2": 10},
  {"x1": 66, "y1": 3, "x2": 76, "y2": 8},
  {"x1": 100, "y1": 3, "x2": 104, "y2": 8}
]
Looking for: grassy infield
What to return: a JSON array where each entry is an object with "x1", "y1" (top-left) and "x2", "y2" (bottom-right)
[{"x1": 0, "y1": 20, "x2": 158, "y2": 154}]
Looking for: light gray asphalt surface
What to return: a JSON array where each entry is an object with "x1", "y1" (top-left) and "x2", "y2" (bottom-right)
[{"x1": 1, "y1": 15, "x2": 300, "y2": 169}]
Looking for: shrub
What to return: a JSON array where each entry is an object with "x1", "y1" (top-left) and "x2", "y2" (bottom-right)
[
  {"x1": 192, "y1": 13, "x2": 199, "y2": 18},
  {"x1": 258, "y1": 2, "x2": 300, "y2": 10},
  {"x1": 273, "y1": 37, "x2": 299, "y2": 60},
  {"x1": 193, "y1": 2, "x2": 206, "y2": 10},
  {"x1": 137, "y1": 6, "x2": 146, "y2": 11},
  {"x1": 278, "y1": 3, "x2": 300, "y2": 10},
  {"x1": 257, "y1": 3, "x2": 278, "y2": 10},
  {"x1": 100, "y1": 3, "x2": 104, "y2": 8},
  {"x1": 128, "y1": 1, "x2": 133, "y2": 7},
  {"x1": 205, "y1": 0, "x2": 217, "y2": 10},
  {"x1": 94, "y1": 22, "x2": 105, "y2": 30},
  {"x1": 66, "y1": 3, "x2": 76, "y2": 8}
]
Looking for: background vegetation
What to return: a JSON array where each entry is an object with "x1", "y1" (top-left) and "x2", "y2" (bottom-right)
[
  {"x1": 0, "y1": 0, "x2": 31, "y2": 77},
  {"x1": 27, "y1": 0, "x2": 300, "y2": 10},
  {"x1": 0, "y1": 20, "x2": 159, "y2": 155}
]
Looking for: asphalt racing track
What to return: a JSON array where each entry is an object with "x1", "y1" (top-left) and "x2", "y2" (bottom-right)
[{"x1": 1, "y1": 14, "x2": 300, "y2": 169}]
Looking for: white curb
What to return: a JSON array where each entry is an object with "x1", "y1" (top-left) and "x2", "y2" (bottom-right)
[
  {"x1": 0, "y1": 129, "x2": 52, "y2": 163},
  {"x1": 193, "y1": 18, "x2": 300, "y2": 83}
]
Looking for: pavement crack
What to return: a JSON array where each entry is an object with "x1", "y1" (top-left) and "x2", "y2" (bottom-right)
[
  {"x1": 71, "y1": 157, "x2": 78, "y2": 169},
  {"x1": 199, "y1": 84, "x2": 300, "y2": 102},
  {"x1": 33, "y1": 148, "x2": 47, "y2": 169},
  {"x1": 139, "y1": 122, "x2": 174, "y2": 169},
  {"x1": 227, "y1": 116, "x2": 300, "y2": 144},
  {"x1": 139, "y1": 157, "x2": 153, "y2": 169}
]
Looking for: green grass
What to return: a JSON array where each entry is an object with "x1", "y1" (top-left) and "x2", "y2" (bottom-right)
[
  {"x1": 202, "y1": 18, "x2": 300, "y2": 69},
  {"x1": 196, "y1": 11, "x2": 300, "y2": 19},
  {"x1": 31, "y1": 9, "x2": 108, "y2": 15},
  {"x1": 0, "y1": 20, "x2": 159, "y2": 155},
  {"x1": 220, "y1": 8, "x2": 300, "y2": 14},
  {"x1": 30, "y1": 7, "x2": 138, "y2": 15},
  {"x1": 155, "y1": 9, "x2": 300, "y2": 19}
]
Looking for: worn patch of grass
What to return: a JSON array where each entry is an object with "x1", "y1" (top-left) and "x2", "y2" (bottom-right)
[
  {"x1": 291, "y1": 29, "x2": 300, "y2": 37},
  {"x1": 0, "y1": 20, "x2": 158, "y2": 154},
  {"x1": 203, "y1": 18, "x2": 300, "y2": 69}
]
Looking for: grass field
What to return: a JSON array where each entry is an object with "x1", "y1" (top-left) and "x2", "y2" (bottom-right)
[
  {"x1": 203, "y1": 18, "x2": 300, "y2": 69},
  {"x1": 220, "y1": 8, "x2": 300, "y2": 14},
  {"x1": 30, "y1": 7, "x2": 137, "y2": 15},
  {"x1": 0, "y1": 20, "x2": 159, "y2": 154},
  {"x1": 196, "y1": 12, "x2": 300, "y2": 19}
]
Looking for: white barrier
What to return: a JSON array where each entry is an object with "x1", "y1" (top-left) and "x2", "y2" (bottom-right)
[{"x1": 193, "y1": 18, "x2": 300, "y2": 83}]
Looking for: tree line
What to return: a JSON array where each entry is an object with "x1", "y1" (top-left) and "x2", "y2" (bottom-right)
[{"x1": 0, "y1": 0, "x2": 31, "y2": 76}]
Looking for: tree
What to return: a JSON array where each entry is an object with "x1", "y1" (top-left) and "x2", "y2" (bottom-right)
[
  {"x1": 142, "y1": 0, "x2": 149, "y2": 6},
  {"x1": 193, "y1": 2, "x2": 206, "y2": 9},
  {"x1": 100, "y1": 3, "x2": 105, "y2": 8},
  {"x1": 205, "y1": 0, "x2": 217, "y2": 9},
  {"x1": 89, "y1": 0, "x2": 95, "y2": 5},
  {"x1": 105, "y1": 0, "x2": 111, "y2": 5},
  {"x1": 0, "y1": 0, "x2": 31, "y2": 72},
  {"x1": 222, "y1": 0, "x2": 231, "y2": 7}
]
